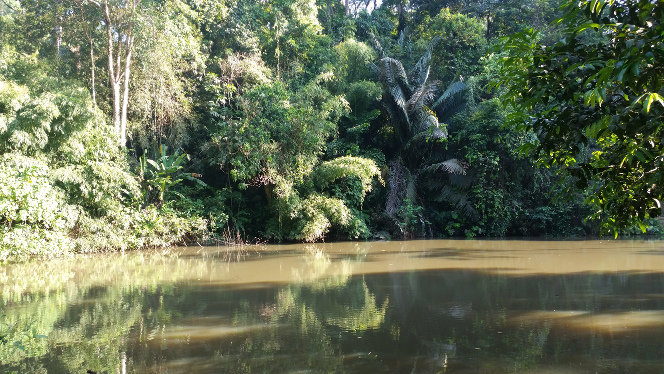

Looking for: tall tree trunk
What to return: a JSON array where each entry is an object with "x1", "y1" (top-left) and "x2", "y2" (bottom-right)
[
  {"x1": 112, "y1": 80, "x2": 121, "y2": 139},
  {"x1": 54, "y1": 23, "x2": 63, "y2": 57},
  {"x1": 102, "y1": 0, "x2": 121, "y2": 139},
  {"x1": 90, "y1": 38, "x2": 96, "y2": 106},
  {"x1": 93, "y1": 0, "x2": 136, "y2": 146},
  {"x1": 397, "y1": 0, "x2": 406, "y2": 34},
  {"x1": 54, "y1": 0, "x2": 63, "y2": 58},
  {"x1": 120, "y1": 352, "x2": 126, "y2": 374},
  {"x1": 120, "y1": 35, "x2": 133, "y2": 146},
  {"x1": 74, "y1": 0, "x2": 96, "y2": 106}
]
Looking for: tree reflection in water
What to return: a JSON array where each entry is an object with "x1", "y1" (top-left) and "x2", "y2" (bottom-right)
[{"x1": 2, "y1": 241, "x2": 664, "y2": 373}]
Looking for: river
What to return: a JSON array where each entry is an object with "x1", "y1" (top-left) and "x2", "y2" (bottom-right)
[{"x1": 2, "y1": 239, "x2": 664, "y2": 373}]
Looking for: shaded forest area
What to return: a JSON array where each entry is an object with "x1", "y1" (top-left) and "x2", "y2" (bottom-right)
[{"x1": 0, "y1": 0, "x2": 661, "y2": 260}]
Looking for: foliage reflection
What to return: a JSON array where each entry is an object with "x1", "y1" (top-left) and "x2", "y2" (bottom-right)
[{"x1": 2, "y1": 242, "x2": 664, "y2": 373}]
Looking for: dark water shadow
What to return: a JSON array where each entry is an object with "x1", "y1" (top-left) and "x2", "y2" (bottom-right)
[
  {"x1": 175, "y1": 248, "x2": 303, "y2": 261},
  {"x1": 636, "y1": 249, "x2": 664, "y2": 256},
  {"x1": 414, "y1": 249, "x2": 518, "y2": 260},
  {"x1": 6, "y1": 266, "x2": 664, "y2": 374}
]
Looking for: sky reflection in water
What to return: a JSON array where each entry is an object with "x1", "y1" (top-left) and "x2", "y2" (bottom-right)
[{"x1": 2, "y1": 239, "x2": 664, "y2": 373}]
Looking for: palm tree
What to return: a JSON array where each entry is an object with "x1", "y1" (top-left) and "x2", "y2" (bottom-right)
[{"x1": 372, "y1": 34, "x2": 473, "y2": 236}]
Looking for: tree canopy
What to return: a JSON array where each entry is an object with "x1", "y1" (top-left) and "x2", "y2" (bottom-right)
[
  {"x1": 3, "y1": 0, "x2": 661, "y2": 261},
  {"x1": 494, "y1": 0, "x2": 664, "y2": 233}
]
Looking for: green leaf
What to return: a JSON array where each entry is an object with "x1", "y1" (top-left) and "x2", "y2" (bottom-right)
[
  {"x1": 644, "y1": 93, "x2": 655, "y2": 113},
  {"x1": 146, "y1": 159, "x2": 160, "y2": 170},
  {"x1": 651, "y1": 93, "x2": 664, "y2": 108},
  {"x1": 634, "y1": 150, "x2": 646, "y2": 163}
]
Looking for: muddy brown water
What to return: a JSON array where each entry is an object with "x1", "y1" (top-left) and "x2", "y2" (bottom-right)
[{"x1": 2, "y1": 239, "x2": 664, "y2": 373}]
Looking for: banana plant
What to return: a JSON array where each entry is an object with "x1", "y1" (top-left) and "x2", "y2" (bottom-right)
[{"x1": 138, "y1": 144, "x2": 206, "y2": 205}]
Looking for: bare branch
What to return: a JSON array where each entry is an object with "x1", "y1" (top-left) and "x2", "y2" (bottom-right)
[
  {"x1": 85, "y1": 0, "x2": 102, "y2": 8},
  {"x1": 0, "y1": 0, "x2": 18, "y2": 13}
]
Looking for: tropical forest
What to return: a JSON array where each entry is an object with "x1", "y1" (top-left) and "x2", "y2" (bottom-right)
[
  {"x1": 0, "y1": 0, "x2": 662, "y2": 261},
  {"x1": 3, "y1": 1, "x2": 664, "y2": 373}
]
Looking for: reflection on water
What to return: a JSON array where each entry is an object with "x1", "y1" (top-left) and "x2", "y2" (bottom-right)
[{"x1": 2, "y1": 240, "x2": 664, "y2": 372}]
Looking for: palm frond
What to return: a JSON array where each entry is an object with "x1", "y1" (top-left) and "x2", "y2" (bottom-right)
[
  {"x1": 403, "y1": 118, "x2": 447, "y2": 152},
  {"x1": 381, "y1": 58, "x2": 410, "y2": 89},
  {"x1": 389, "y1": 83, "x2": 407, "y2": 110},
  {"x1": 398, "y1": 30, "x2": 406, "y2": 49},
  {"x1": 436, "y1": 95, "x2": 465, "y2": 123},
  {"x1": 435, "y1": 185, "x2": 456, "y2": 201},
  {"x1": 449, "y1": 172, "x2": 473, "y2": 189},
  {"x1": 410, "y1": 55, "x2": 430, "y2": 87},
  {"x1": 428, "y1": 124, "x2": 448, "y2": 141},
  {"x1": 403, "y1": 131, "x2": 429, "y2": 152},
  {"x1": 457, "y1": 198, "x2": 478, "y2": 220},
  {"x1": 382, "y1": 100, "x2": 397, "y2": 123},
  {"x1": 429, "y1": 124, "x2": 447, "y2": 142},
  {"x1": 378, "y1": 57, "x2": 411, "y2": 120},
  {"x1": 435, "y1": 185, "x2": 478, "y2": 220},
  {"x1": 368, "y1": 61, "x2": 380, "y2": 76},
  {"x1": 424, "y1": 178, "x2": 445, "y2": 190},
  {"x1": 369, "y1": 32, "x2": 386, "y2": 58},
  {"x1": 417, "y1": 159, "x2": 476, "y2": 220},
  {"x1": 420, "y1": 170, "x2": 472, "y2": 191},
  {"x1": 410, "y1": 36, "x2": 440, "y2": 86},
  {"x1": 422, "y1": 113, "x2": 439, "y2": 134},
  {"x1": 420, "y1": 159, "x2": 466, "y2": 175},
  {"x1": 420, "y1": 66, "x2": 431, "y2": 90},
  {"x1": 390, "y1": 84, "x2": 410, "y2": 125},
  {"x1": 455, "y1": 197, "x2": 478, "y2": 220},
  {"x1": 411, "y1": 110, "x2": 429, "y2": 129},
  {"x1": 412, "y1": 112, "x2": 444, "y2": 136},
  {"x1": 379, "y1": 58, "x2": 394, "y2": 85},
  {"x1": 397, "y1": 29, "x2": 414, "y2": 56},
  {"x1": 431, "y1": 81, "x2": 466, "y2": 111},
  {"x1": 406, "y1": 80, "x2": 439, "y2": 114}
]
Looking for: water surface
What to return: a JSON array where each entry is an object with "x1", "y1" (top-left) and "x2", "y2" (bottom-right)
[{"x1": 2, "y1": 240, "x2": 664, "y2": 373}]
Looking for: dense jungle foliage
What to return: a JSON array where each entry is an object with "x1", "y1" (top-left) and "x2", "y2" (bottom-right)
[{"x1": 0, "y1": 0, "x2": 661, "y2": 260}]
